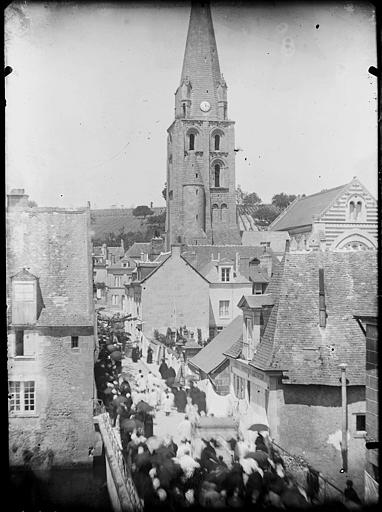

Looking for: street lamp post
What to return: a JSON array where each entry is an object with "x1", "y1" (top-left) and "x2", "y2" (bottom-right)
[{"x1": 339, "y1": 363, "x2": 348, "y2": 473}]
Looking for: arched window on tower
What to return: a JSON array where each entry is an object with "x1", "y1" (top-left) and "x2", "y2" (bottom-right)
[
  {"x1": 182, "y1": 104, "x2": 186, "y2": 118},
  {"x1": 189, "y1": 133, "x2": 195, "y2": 151},
  {"x1": 221, "y1": 203, "x2": 228, "y2": 222},
  {"x1": 214, "y1": 164, "x2": 220, "y2": 187},
  {"x1": 212, "y1": 204, "x2": 219, "y2": 223},
  {"x1": 214, "y1": 134, "x2": 220, "y2": 150}
]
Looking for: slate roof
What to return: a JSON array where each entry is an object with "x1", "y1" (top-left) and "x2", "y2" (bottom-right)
[
  {"x1": 248, "y1": 265, "x2": 269, "y2": 284},
  {"x1": 7, "y1": 207, "x2": 94, "y2": 327},
  {"x1": 270, "y1": 184, "x2": 347, "y2": 231},
  {"x1": 125, "y1": 242, "x2": 151, "y2": 259},
  {"x1": 241, "y1": 231, "x2": 290, "y2": 253},
  {"x1": 251, "y1": 251, "x2": 378, "y2": 386},
  {"x1": 238, "y1": 295, "x2": 275, "y2": 309},
  {"x1": 200, "y1": 261, "x2": 250, "y2": 284},
  {"x1": 223, "y1": 336, "x2": 243, "y2": 359},
  {"x1": 182, "y1": 245, "x2": 273, "y2": 280},
  {"x1": 188, "y1": 315, "x2": 243, "y2": 374},
  {"x1": 107, "y1": 246, "x2": 125, "y2": 260}
]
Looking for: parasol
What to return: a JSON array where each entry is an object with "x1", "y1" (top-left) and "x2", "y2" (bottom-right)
[
  {"x1": 110, "y1": 351, "x2": 122, "y2": 361},
  {"x1": 114, "y1": 395, "x2": 128, "y2": 406},
  {"x1": 247, "y1": 423, "x2": 269, "y2": 432},
  {"x1": 136, "y1": 400, "x2": 154, "y2": 413},
  {"x1": 107, "y1": 344, "x2": 119, "y2": 353},
  {"x1": 120, "y1": 417, "x2": 143, "y2": 432}
]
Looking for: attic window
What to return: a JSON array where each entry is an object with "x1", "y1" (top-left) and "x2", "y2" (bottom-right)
[
  {"x1": 12, "y1": 279, "x2": 37, "y2": 325},
  {"x1": 221, "y1": 267, "x2": 231, "y2": 282}
]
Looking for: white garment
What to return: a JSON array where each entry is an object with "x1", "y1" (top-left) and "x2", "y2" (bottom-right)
[
  {"x1": 147, "y1": 373, "x2": 155, "y2": 389},
  {"x1": 177, "y1": 454, "x2": 200, "y2": 479},
  {"x1": 177, "y1": 419, "x2": 192, "y2": 441},
  {"x1": 147, "y1": 390, "x2": 157, "y2": 408},
  {"x1": 176, "y1": 441, "x2": 192, "y2": 458},
  {"x1": 163, "y1": 395, "x2": 172, "y2": 413}
]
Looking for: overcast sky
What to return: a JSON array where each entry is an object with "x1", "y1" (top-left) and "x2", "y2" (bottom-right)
[{"x1": 5, "y1": 1, "x2": 377, "y2": 209}]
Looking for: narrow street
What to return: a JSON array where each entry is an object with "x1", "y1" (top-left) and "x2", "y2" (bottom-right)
[{"x1": 121, "y1": 355, "x2": 187, "y2": 442}]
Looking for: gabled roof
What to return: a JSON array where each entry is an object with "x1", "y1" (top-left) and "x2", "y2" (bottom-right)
[
  {"x1": 139, "y1": 251, "x2": 209, "y2": 285},
  {"x1": 270, "y1": 184, "x2": 348, "y2": 231},
  {"x1": 238, "y1": 294, "x2": 275, "y2": 309},
  {"x1": 251, "y1": 250, "x2": 378, "y2": 386},
  {"x1": 11, "y1": 268, "x2": 37, "y2": 281},
  {"x1": 188, "y1": 315, "x2": 243, "y2": 374}
]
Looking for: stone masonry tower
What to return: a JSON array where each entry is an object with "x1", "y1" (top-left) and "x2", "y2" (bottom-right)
[{"x1": 165, "y1": 1, "x2": 241, "y2": 249}]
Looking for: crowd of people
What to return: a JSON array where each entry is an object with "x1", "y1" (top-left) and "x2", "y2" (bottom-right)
[{"x1": 95, "y1": 327, "x2": 362, "y2": 510}]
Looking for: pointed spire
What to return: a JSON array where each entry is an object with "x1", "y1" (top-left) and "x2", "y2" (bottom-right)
[{"x1": 180, "y1": 1, "x2": 225, "y2": 118}]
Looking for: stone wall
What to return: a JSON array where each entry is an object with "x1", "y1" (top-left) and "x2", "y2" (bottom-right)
[
  {"x1": 274, "y1": 383, "x2": 366, "y2": 498},
  {"x1": 8, "y1": 332, "x2": 95, "y2": 468}
]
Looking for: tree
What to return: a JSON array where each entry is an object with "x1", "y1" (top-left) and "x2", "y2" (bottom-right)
[
  {"x1": 272, "y1": 193, "x2": 297, "y2": 210},
  {"x1": 27, "y1": 199, "x2": 38, "y2": 207},
  {"x1": 132, "y1": 205, "x2": 154, "y2": 218},
  {"x1": 243, "y1": 191, "x2": 262, "y2": 206},
  {"x1": 251, "y1": 204, "x2": 280, "y2": 227}
]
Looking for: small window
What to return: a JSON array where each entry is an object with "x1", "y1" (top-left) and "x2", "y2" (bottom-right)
[
  {"x1": 214, "y1": 164, "x2": 220, "y2": 187},
  {"x1": 15, "y1": 330, "x2": 24, "y2": 356},
  {"x1": 196, "y1": 189, "x2": 198, "y2": 195},
  {"x1": 112, "y1": 295, "x2": 119, "y2": 305},
  {"x1": 221, "y1": 267, "x2": 231, "y2": 282},
  {"x1": 196, "y1": 173, "x2": 198, "y2": 178},
  {"x1": 356, "y1": 414, "x2": 366, "y2": 432},
  {"x1": 214, "y1": 134, "x2": 220, "y2": 150},
  {"x1": 71, "y1": 336, "x2": 79, "y2": 349},
  {"x1": 219, "y1": 300, "x2": 230, "y2": 318},
  {"x1": 182, "y1": 104, "x2": 186, "y2": 117},
  {"x1": 114, "y1": 276, "x2": 122, "y2": 287},
  {"x1": 253, "y1": 282, "x2": 263, "y2": 295},
  {"x1": 189, "y1": 133, "x2": 195, "y2": 150},
  {"x1": 169, "y1": 190, "x2": 173, "y2": 200}
]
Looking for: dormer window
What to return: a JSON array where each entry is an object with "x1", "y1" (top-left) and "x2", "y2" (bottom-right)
[
  {"x1": 182, "y1": 104, "x2": 186, "y2": 117},
  {"x1": 11, "y1": 270, "x2": 39, "y2": 325},
  {"x1": 221, "y1": 267, "x2": 231, "y2": 282}
]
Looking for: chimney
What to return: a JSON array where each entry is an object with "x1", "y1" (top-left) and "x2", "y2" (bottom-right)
[
  {"x1": 319, "y1": 267, "x2": 327, "y2": 327},
  {"x1": 235, "y1": 252, "x2": 240, "y2": 274},
  {"x1": 151, "y1": 236, "x2": 164, "y2": 257},
  {"x1": 150, "y1": 201, "x2": 153, "y2": 208},
  {"x1": 7, "y1": 189, "x2": 29, "y2": 209},
  {"x1": 120, "y1": 238, "x2": 124, "y2": 251}
]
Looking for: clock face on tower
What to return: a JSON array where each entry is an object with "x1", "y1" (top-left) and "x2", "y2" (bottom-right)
[{"x1": 200, "y1": 101, "x2": 211, "y2": 112}]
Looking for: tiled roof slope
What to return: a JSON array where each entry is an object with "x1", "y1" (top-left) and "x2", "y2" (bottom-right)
[
  {"x1": 188, "y1": 315, "x2": 243, "y2": 374},
  {"x1": 126, "y1": 242, "x2": 151, "y2": 259},
  {"x1": 270, "y1": 184, "x2": 347, "y2": 231},
  {"x1": 200, "y1": 261, "x2": 250, "y2": 284},
  {"x1": 7, "y1": 208, "x2": 94, "y2": 326},
  {"x1": 91, "y1": 207, "x2": 165, "y2": 240},
  {"x1": 252, "y1": 251, "x2": 377, "y2": 386},
  {"x1": 241, "y1": 231, "x2": 290, "y2": 253},
  {"x1": 224, "y1": 335, "x2": 243, "y2": 359}
]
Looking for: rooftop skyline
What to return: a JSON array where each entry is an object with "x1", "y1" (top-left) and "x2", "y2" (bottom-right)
[{"x1": 5, "y1": 1, "x2": 377, "y2": 209}]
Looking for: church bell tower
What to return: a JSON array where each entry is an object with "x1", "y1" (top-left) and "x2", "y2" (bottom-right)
[{"x1": 165, "y1": 1, "x2": 241, "y2": 249}]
